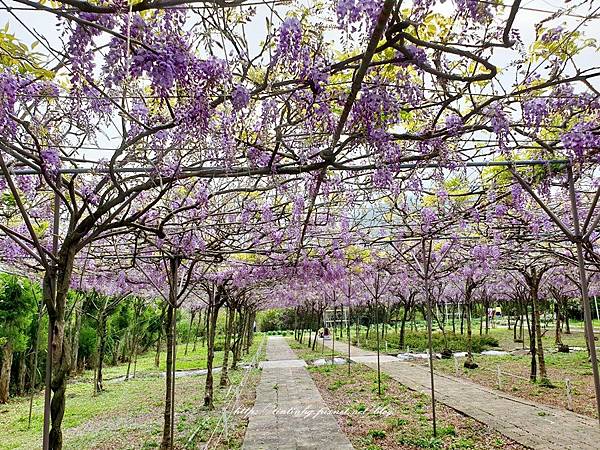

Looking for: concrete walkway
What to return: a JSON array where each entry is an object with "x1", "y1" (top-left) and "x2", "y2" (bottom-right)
[
  {"x1": 321, "y1": 336, "x2": 600, "y2": 450},
  {"x1": 242, "y1": 337, "x2": 353, "y2": 449}
]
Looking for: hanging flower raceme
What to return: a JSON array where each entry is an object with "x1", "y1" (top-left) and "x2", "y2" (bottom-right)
[
  {"x1": 486, "y1": 105, "x2": 510, "y2": 155},
  {"x1": 0, "y1": 71, "x2": 18, "y2": 137},
  {"x1": 351, "y1": 83, "x2": 400, "y2": 141},
  {"x1": 454, "y1": 0, "x2": 493, "y2": 22},
  {"x1": 275, "y1": 17, "x2": 303, "y2": 66},
  {"x1": 68, "y1": 12, "x2": 116, "y2": 86},
  {"x1": 396, "y1": 45, "x2": 428, "y2": 68},
  {"x1": 421, "y1": 207, "x2": 438, "y2": 233},
  {"x1": 561, "y1": 122, "x2": 600, "y2": 161},
  {"x1": 40, "y1": 147, "x2": 61, "y2": 179},
  {"x1": 231, "y1": 85, "x2": 251, "y2": 111},
  {"x1": 445, "y1": 114, "x2": 463, "y2": 136},
  {"x1": 336, "y1": 0, "x2": 383, "y2": 33},
  {"x1": 522, "y1": 98, "x2": 548, "y2": 131}
]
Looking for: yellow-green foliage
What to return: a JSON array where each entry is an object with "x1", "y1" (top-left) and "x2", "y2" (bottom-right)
[{"x1": 0, "y1": 25, "x2": 53, "y2": 78}]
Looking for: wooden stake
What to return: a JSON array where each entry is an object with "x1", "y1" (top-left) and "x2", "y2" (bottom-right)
[
  {"x1": 565, "y1": 378, "x2": 573, "y2": 411},
  {"x1": 496, "y1": 365, "x2": 502, "y2": 390}
]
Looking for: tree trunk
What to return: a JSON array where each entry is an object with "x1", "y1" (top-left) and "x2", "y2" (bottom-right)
[
  {"x1": 555, "y1": 301, "x2": 562, "y2": 345},
  {"x1": 18, "y1": 351, "x2": 27, "y2": 395},
  {"x1": 41, "y1": 258, "x2": 75, "y2": 450},
  {"x1": 232, "y1": 309, "x2": 244, "y2": 369},
  {"x1": 245, "y1": 310, "x2": 255, "y2": 353},
  {"x1": 526, "y1": 303, "x2": 537, "y2": 382},
  {"x1": 192, "y1": 310, "x2": 202, "y2": 353},
  {"x1": 532, "y1": 289, "x2": 548, "y2": 383},
  {"x1": 201, "y1": 309, "x2": 209, "y2": 348},
  {"x1": 70, "y1": 302, "x2": 82, "y2": 374},
  {"x1": 293, "y1": 306, "x2": 299, "y2": 341},
  {"x1": 452, "y1": 303, "x2": 456, "y2": 334},
  {"x1": 464, "y1": 302, "x2": 477, "y2": 369},
  {"x1": 220, "y1": 307, "x2": 233, "y2": 387},
  {"x1": 307, "y1": 308, "x2": 312, "y2": 348},
  {"x1": 185, "y1": 311, "x2": 196, "y2": 356},
  {"x1": 399, "y1": 306, "x2": 409, "y2": 349},
  {"x1": 95, "y1": 313, "x2": 107, "y2": 394},
  {"x1": 0, "y1": 343, "x2": 13, "y2": 403},
  {"x1": 485, "y1": 300, "x2": 490, "y2": 334},
  {"x1": 204, "y1": 299, "x2": 219, "y2": 409},
  {"x1": 48, "y1": 313, "x2": 71, "y2": 450},
  {"x1": 160, "y1": 302, "x2": 175, "y2": 450}
]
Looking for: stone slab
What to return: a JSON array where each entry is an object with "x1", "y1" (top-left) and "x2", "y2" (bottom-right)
[
  {"x1": 350, "y1": 355, "x2": 399, "y2": 364},
  {"x1": 259, "y1": 359, "x2": 307, "y2": 369},
  {"x1": 243, "y1": 337, "x2": 353, "y2": 450}
]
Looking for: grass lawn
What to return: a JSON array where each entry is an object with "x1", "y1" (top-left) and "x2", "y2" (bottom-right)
[
  {"x1": 0, "y1": 335, "x2": 266, "y2": 449},
  {"x1": 304, "y1": 362, "x2": 526, "y2": 450},
  {"x1": 287, "y1": 336, "x2": 345, "y2": 362},
  {"x1": 431, "y1": 351, "x2": 598, "y2": 418},
  {"x1": 330, "y1": 325, "x2": 598, "y2": 419},
  {"x1": 74, "y1": 338, "x2": 234, "y2": 384}
]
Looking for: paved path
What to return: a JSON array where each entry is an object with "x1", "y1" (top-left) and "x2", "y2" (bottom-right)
[
  {"x1": 321, "y1": 336, "x2": 600, "y2": 450},
  {"x1": 242, "y1": 337, "x2": 353, "y2": 449}
]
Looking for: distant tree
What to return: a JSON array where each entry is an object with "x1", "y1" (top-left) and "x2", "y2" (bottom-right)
[{"x1": 0, "y1": 274, "x2": 36, "y2": 402}]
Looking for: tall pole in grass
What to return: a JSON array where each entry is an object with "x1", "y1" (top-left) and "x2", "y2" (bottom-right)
[
  {"x1": 374, "y1": 271, "x2": 382, "y2": 397},
  {"x1": 347, "y1": 275, "x2": 352, "y2": 376},
  {"x1": 423, "y1": 238, "x2": 437, "y2": 437},
  {"x1": 332, "y1": 293, "x2": 336, "y2": 365}
]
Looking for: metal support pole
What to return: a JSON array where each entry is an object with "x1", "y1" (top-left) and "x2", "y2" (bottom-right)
[
  {"x1": 375, "y1": 272, "x2": 382, "y2": 397},
  {"x1": 423, "y1": 238, "x2": 437, "y2": 437},
  {"x1": 42, "y1": 317, "x2": 52, "y2": 450},
  {"x1": 347, "y1": 302, "x2": 351, "y2": 375},
  {"x1": 332, "y1": 303, "x2": 336, "y2": 365}
]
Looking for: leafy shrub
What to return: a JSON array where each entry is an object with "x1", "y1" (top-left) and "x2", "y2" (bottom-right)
[
  {"x1": 257, "y1": 308, "x2": 296, "y2": 331},
  {"x1": 78, "y1": 324, "x2": 97, "y2": 361},
  {"x1": 213, "y1": 338, "x2": 225, "y2": 352},
  {"x1": 361, "y1": 331, "x2": 498, "y2": 353},
  {"x1": 367, "y1": 429, "x2": 386, "y2": 439}
]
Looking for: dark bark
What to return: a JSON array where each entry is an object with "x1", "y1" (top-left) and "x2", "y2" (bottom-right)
[
  {"x1": 555, "y1": 301, "x2": 562, "y2": 345},
  {"x1": 526, "y1": 303, "x2": 537, "y2": 381},
  {"x1": 451, "y1": 303, "x2": 456, "y2": 334},
  {"x1": 70, "y1": 300, "x2": 82, "y2": 374},
  {"x1": 18, "y1": 351, "x2": 27, "y2": 395},
  {"x1": 399, "y1": 305, "x2": 409, "y2": 350},
  {"x1": 48, "y1": 314, "x2": 70, "y2": 450},
  {"x1": 94, "y1": 312, "x2": 107, "y2": 394},
  {"x1": 464, "y1": 280, "x2": 478, "y2": 369},
  {"x1": 0, "y1": 343, "x2": 13, "y2": 403},
  {"x1": 204, "y1": 286, "x2": 222, "y2": 409},
  {"x1": 155, "y1": 303, "x2": 167, "y2": 368},
  {"x1": 524, "y1": 268, "x2": 549, "y2": 383},
  {"x1": 532, "y1": 292, "x2": 548, "y2": 382},
  {"x1": 245, "y1": 309, "x2": 255, "y2": 353},
  {"x1": 192, "y1": 309, "x2": 202, "y2": 353},
  {"x1": 160, "y1": 303, "x2": 175, "y2": 450},
  {"x1": 43, "y1": 253, "x2": 75, "y2": 450},
  {"x1": 184, "y1": 311, "x2": 196, "y2": 356},
  {"x1": 219, "y1": 307, "x2": 233, "y2": 387},
  {"x1": 231, "y1": 308, "x2": 244, "y2": 369}
]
